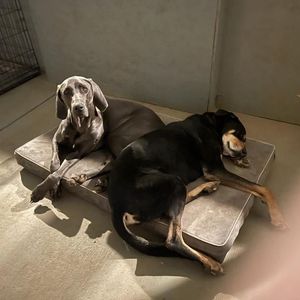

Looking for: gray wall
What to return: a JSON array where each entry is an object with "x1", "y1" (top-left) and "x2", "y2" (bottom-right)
[
  {"x1": 22, "y1": 0, "x2": 221, "y2": 113},
  {"x1": 218, "y1": 0, "x2": 300, "y2": 124}
]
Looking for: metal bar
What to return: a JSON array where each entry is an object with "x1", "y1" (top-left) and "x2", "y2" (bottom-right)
[{"x1": 0, "y1": 0, "x2": 40, "y2": 94}]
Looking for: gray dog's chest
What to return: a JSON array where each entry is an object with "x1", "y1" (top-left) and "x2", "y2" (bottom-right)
[{"x1": 61, "y1": 118, "x2": 103, "y2": 147}]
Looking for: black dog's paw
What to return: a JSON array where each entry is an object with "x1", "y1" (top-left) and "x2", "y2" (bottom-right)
[
  {"x1": 202, "y1": 181, "x2": 220, "y2": 194},
  {"x1": 233, "y1": 157, "x2": 250, "y2": 168},
  {"x1": 204, "y1": 257, "x2": 224, "y2": 276}
]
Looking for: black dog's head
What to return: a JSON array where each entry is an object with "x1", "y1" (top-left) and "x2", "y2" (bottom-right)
[
  {"x1": 55, "y1": 76, "x2": 108, "y2": 127},
  {"x1": 215, "y1": 109, "x2": 247, "y2": 159}
]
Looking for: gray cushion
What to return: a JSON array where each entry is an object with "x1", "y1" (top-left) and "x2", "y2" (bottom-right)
[{"x1": 14, "y1": 115, "x2": 275, "y2": 262}]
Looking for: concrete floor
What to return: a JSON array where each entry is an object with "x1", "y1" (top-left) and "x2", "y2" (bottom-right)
[{"x1": 0, "y1": 76, "x2": 300, "y2": 300}]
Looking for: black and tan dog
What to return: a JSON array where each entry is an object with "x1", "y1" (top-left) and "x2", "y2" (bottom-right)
[{"x1": 108, "y1": 110, "x2": 288, "y2": 275}]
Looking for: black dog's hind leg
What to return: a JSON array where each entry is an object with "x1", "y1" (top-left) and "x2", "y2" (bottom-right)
[
  {"x1": 204, "y1": 167, "x2": 288, "y2": 230},
  {"x1": 165, "y1": 212, "x2": 223, "y2": 275},
  {"x1": 110, "y1": 171, "x2": 224, "y2": 274}
]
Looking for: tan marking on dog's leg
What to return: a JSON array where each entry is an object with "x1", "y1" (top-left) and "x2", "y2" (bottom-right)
[
  {"x1": 186, "y1": 181, "x2": 220, "y2": 203},
  {"x1": 165, "y1": 216, "x2": 223, "y2": 275},
  {"x1": 255, "y1": 186, "x2": 288, "y2": 230},
  {"x1": 218, "y1": 179, "x2": 288, "y2": 230}
]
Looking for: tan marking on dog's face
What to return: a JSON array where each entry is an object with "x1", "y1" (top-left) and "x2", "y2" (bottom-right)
[{"x1": 222, "y1": 129, "x2": 246, "y2": 158}]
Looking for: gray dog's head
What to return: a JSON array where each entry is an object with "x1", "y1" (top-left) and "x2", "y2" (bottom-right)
[{"x1": 55, "y1": 76, "x2": 108, "y2": 125}]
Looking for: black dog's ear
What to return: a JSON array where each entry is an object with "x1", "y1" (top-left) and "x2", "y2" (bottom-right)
[
  {"x1": 216, "y1": 109, "x2": 237, "y2": 119},
  {"x1": 55, "y1": 84, "x2": 67, "y2": 119},
  {"x1": 216, "y1": 109, "x2": 230, "y2": 116},
  {"x1": 86, "y1": 78, "x2": 108, "y2": 112}
]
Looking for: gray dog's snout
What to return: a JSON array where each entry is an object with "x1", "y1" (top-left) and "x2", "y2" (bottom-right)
[{"x1": 74, "y1": 103, "x2": 84, "y2": 112}]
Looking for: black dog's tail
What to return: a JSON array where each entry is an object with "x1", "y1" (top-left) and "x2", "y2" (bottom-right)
[{"x1": 112, "y1": 211, "x2": 180, "y2": 257}]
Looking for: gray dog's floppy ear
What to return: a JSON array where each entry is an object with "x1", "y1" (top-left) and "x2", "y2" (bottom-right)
[
  {"x1": 87, "y1": 79, "x2": 108, "y2": 112},
  {"x1": 55, "y1": 84, "x2": 67, "y2": 119}
]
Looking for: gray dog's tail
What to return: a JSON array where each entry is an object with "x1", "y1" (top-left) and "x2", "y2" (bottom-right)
[{"x1": 112, "y1": 211, "x2": 180, "y2": 257}]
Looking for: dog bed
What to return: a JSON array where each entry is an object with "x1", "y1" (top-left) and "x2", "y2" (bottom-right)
[{"x1": 14, "y1": 113, "x2": 275, "y2": 262}]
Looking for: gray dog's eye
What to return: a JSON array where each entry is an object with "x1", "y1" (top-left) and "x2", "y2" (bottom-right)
[
  {"x1": 80, "y1": 86, "x2": 88, "y2": 93},
  {"x1": 63, "y1": 88, "x2": 72, "y2": 96}
]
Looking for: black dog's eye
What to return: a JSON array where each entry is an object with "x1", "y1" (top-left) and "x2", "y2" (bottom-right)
[
  {"x1": 238, "y1": 135, "x2": 246, "y2": 142},
  {"x1": 234, "y1": 130, "x2": 246, "y2": 142}
]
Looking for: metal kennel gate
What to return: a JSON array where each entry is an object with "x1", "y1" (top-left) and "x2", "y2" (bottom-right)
[{"x1": 0, "y1": 0, "x2": 40, "y2": 94}]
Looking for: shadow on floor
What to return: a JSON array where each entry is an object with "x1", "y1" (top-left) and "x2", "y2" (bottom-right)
[
  {"x1": 16, "y1": 169, "x2": 227, "y2": 281},
  {"x1": 13, "y1": 168, "x2": 271, "y2": 300},
  {"x1": 18, "y1": 169, "x2": 112, "y2": 238}
]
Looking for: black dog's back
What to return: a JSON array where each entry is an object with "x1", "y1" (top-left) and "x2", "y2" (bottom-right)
[{"x1": 111, "y1": 118, "x2": 205, "y2": 183}]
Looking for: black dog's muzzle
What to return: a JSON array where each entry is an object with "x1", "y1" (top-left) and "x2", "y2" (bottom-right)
[{"x1": 226, "y1": 142, "x2": 247, "y2": 159}]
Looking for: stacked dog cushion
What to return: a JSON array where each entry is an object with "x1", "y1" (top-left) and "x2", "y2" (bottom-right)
[{"x1": 14, "y1": 113, "x2": 275, "y2": 262}]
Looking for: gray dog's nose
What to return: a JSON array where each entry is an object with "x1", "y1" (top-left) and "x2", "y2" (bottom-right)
[{"x1": 74, "y1": 104, "x2": 84, "y2": 112}]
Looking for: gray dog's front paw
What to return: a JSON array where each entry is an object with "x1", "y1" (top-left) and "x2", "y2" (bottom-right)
[
  {"x1": 49, "y1": 182, "x2": 62, "y2": 200},
  {"x1": 31, "y1": 175, "x2": 61, "y2": 202},
  {"x1": 31, "y1": 185, "x2": 47, "y2": 203}
]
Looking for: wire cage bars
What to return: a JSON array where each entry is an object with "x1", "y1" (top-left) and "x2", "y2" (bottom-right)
[{"x1": 0, "y1": 0, "x2": 40, "y2": 94}]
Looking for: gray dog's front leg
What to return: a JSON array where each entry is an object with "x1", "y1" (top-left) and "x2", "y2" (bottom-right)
[
  {"x1": 50, "y1": 126, "x2": 64, "y2": 173},
  {"x1": 50, "y1": 138, "x2": 61, "y2": 173},
  {"x1": 31, "y1": 151, "x2": 82, "y2": 202}
]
